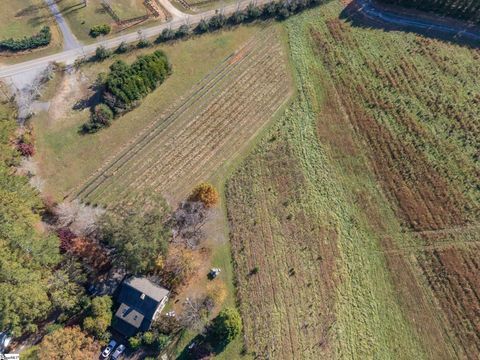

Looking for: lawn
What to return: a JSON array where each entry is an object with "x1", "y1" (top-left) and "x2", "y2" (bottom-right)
[
  {"x1": 0, "y1": 0, "x2": 51, "y2": 39},
  {"x1": 0, "y1": 0, "x2": 63, "y2": 63},
  {"x1": 225, "y1": 1, "x2": 479, "y2": 359}
]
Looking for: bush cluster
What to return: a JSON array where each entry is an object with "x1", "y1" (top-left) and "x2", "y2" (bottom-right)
[
  {"x1": 82, "y1": 50, "x2": 171, "y2": 133},
  {"x1": 0, "y1": 26, "x2": 51, "y2": 52},
  {"x1": 89, "y1": 24, "x2": 111, "y2": 38}
]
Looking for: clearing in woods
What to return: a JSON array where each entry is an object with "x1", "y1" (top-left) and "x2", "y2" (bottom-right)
[
  {"x1": 226, "y1": 1, "x2": 479, "y2": 359},
  {"x1": 72, "y1": 26, "x2": 292, "y2": 206}
]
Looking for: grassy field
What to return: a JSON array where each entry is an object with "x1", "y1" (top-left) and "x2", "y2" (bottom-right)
[
  {"x1": 226, "y1": 1, "x2": 479, "y2": 359},
  {"x1": 72, "y1": 26, "x2": 292, "y2": 206},
  {"x1": 34, "y1": 25, "x2": 274, "y2": 200},
  {"x1": 0, "y1": 0, "x2": 63, "y2": 63},
  {"x1": 55, "y1": 0, "x2": 156, "y2": 43},
  {"x1": 0, "y1": 0, "x2": 52, "y2": 39}
]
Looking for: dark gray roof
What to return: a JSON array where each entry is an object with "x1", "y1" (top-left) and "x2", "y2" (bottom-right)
[
  {"x1": 115, "y1": 303, "x2": 144, "y2": 329},
  {"x1": 113, "y1": 277, "x2": 169, "y2": 336},
  {"x1": 124, "y1": 277, "x2": 169, "y2": 302}
]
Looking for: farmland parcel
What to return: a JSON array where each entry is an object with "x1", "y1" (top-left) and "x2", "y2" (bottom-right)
[{"x1": 226, "y1": 1, "x2": 479, "y2": 359}]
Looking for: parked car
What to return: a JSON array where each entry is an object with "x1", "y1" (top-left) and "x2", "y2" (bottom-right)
[
  {"x1": 111, "y1": 344, "x2": 126, "y2": 359},
  {"x1": 102, "y1": 340, "x2": 117, "y2": 358}
]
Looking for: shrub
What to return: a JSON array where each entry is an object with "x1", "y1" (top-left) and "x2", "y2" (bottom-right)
[
  {"x1": 211, "y1": 308, "x2": 242, "y2": 345},
  {"x1": 246, "y1": 3, "x2": 261, "y2": 20},
  {"x1": 17, "y1": 142, "x2": 35, "y2": 157},
  {"x1": 142, "y1": 331, "x2": 156, "y2": 345},
  {"x1": 92, "y1": 103, "x2": 114, "y2": 126},
  {"x1": 95, "y1": 46, "x2": 111, "y2": 61},
  {"x1": 137, "y1": 38, "x2": 152, "y2": 48},
  {"x1": 195, "y1": 19, "x2": 209, "y2": 34},
  {"x1": 0, "y1": 26, "x2": 51, "y2": 52},
  {"x1": 116, "y1": 41, "x2": 130, "y2": 54},
  {"x1": 229, "y1": 10, "x2": 246, "y2": 24},
  {"x1": 129, "y1": 335, "x2": 142, "y2": 349},
  {"x1": 208, "y1": 14, "x2": 227, "y2": 30},
  {"x1": 156, "y1": 334, "x2": 170, "y2": 351},
  {"x1": 102, "y1": 50, "x2": 171, "y2": 115},
  {"x1": 89, "y1": 24, "x2": 111, "y2": 38},
  {"x1": 190, "y1": 183, "x2": 219, "y2": 208},
  {"x1": 176, "y1": 24, "x2": 190, "y2": 38},
  {"x1": 157, "y1": 28, "x2": 175, "y2": 42}
]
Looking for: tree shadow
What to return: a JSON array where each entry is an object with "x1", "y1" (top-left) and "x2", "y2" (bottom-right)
[{"x1": 340, "y1": 0, "x2": 480, "y2": 49}]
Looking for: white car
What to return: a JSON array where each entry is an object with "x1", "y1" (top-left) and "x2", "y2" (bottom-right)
[
  {"x1": 102, "y1": 340, "x2": 117, "y2": 358},
  {"x1": 111, "y1": 344, "x2": 126, "y2": 359}
]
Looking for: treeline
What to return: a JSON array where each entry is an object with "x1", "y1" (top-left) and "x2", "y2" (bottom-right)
[
  {"x1": 83, "y1": 50, "x2": 171, "y2": 133},
  {"x1": 378, "y1": 0, "x2": 480, "y2": 24},
  {"x1": 157, "y1": 0, "x2": 329, "y2": 42},
  {"x1": 0, "y1": 26, "x2": 51, "y2": 52},
  {"x1": 0, "y1": 103, "x2": 60, "y2": 337}
]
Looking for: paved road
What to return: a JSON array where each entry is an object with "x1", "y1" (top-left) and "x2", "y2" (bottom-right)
[
  {"x1": 357, "y1": 0, "x2": 480, "y2": 41},
  {"x1": 0, "y1": 0, "x2": 265, "y2": 79},
  {"x1": 2, "y1": 0, "x2": 480, "y2": 79},
  {"x1": 43, "y1": 0, "x2": 81, "y2": 50}
]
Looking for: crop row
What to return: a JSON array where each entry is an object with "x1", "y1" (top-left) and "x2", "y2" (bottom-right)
[
  {"x1": 418, "y1": 245, "x2": 480, "y2": 359},
  {"x1": 73, "y1": 30, "x2": 276, "y2": 201},
  {"x1": 78, "y1": 28, "x2": 291, "y2": 206},
  {"x1": 311, "y1": 18, "x2": 479, "y2": 231}
]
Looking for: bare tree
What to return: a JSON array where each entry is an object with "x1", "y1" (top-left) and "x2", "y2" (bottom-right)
[
  {"x1": 179, "y1": 297, "x2": 211, "y2": 334},
  {"x1": 55, "y1": 200, "x2": 105, "y2": 236},
  {"x1": 172, "y1": 201, "x2": 210, "y2": 248}
]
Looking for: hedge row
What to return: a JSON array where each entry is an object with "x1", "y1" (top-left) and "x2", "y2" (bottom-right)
[
  {"x1": 0, "y1": 26, "x2": 51, "y2": 52},
  {"x1": 155, "y1": 0, "x2": 328, "y2": 43},
  {"x1": 82, "y1": 50, "x2": 171, "y2": 133}
]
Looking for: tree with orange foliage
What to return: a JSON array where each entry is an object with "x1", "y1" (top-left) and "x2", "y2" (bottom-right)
[
  {"x1": 190, "y1": 183, "x2": 219, "y2": 208},
  {"x1": 36, "y1": 326, "x2": 99, "y2": 360}
]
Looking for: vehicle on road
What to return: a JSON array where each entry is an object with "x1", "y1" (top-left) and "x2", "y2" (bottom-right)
[{"x1": 102, "y1": 340, "x2": 117, "y2": 358}]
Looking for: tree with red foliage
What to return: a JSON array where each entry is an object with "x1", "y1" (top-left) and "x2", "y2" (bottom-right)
[
  {"x1": 57, "y1": 227, "x2": 77, "y2": 252},
  {"x1": 17, "y1": 142, "x2": 35, "y2": 157}
]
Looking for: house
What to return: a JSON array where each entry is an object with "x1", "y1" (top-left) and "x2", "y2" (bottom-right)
[{"x1": 113, "y1": 277, "x2": 169, "y2": 337}]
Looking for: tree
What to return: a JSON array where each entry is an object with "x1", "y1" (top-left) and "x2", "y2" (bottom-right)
[
  {"x1": 99, "y1": 197, "x2": 170, "y2": 273},
  {"x1": 89, "y1": 24, "x2": 111, "y2": 38},
  {"x1": 229, "y1": 10, "x2": 246, "y2": 24},
  {"x1": 208, "y1": 14, "x2": 227, "y2": 30},
  {"x1": 176, "y1": 24, "x2": 190, "y2": 38},
  {"x1": 195, "y1": 19, "x2": 209, "y2": 33},
  {"x1": 92, "y1": 103, "x2": 114, "y2": 126},
  {"x1": 48, "y1": 262, "x2": 86, "y2": 314},
  {"x1": 180, "y1": 297, "x2": 211, "y2": 333},
  {"x1": 36, "y1": 326, "x2": 99, "y2": 360},
  {"x1": 190, "y1": 183, "x2": 219, "y2": 208},
  {"x1": 210, "y1": 308, "x2": 242, "y2": 345},
  {"x1": 116, "y1": 41, "x2": 129, "y2": 54},
  {"x1": 158, "y1": 248, "x2": 196, "y2": 290},
  {"x1": 246, "y1": 3, "x2": 261, "y2": 20},
  {"x1": 158, "y1": 28, "x2": 175, "y2": 42},
  {"x1": 95, "y1": 46, "x2": 111, "y2": 61},
  {"x1": 83, "y1": 295, "x2": 112, "y2": 340}
]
